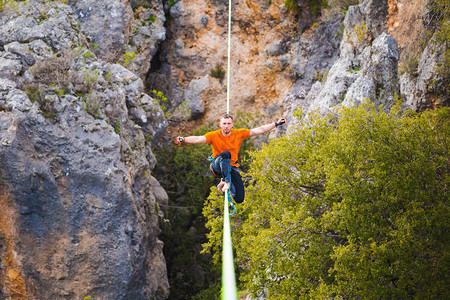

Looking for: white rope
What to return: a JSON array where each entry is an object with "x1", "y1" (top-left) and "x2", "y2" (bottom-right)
[
  {"x1": 226, "y1": 0, "x2": 232, "y2": 114},
  {"x1": 222, "y1": 191, "x2": 237, "y2": 300},
  {"x1": 222, "y1": 2, "x2": 237, "y2": 300}
]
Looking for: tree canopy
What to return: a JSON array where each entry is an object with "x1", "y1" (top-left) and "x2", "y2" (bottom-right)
[{"x1": 203, "y1": 102, "x2": 449, "y2": 299}]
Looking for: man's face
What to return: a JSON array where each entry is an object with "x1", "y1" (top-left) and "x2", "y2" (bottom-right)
[{"x1": 219, "y1": 117, "x2": 233, "y2": 135}]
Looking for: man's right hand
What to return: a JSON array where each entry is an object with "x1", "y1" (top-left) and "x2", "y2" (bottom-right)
[{"x1": 175, "y1": 136, "x2": 184, "y2": 146}]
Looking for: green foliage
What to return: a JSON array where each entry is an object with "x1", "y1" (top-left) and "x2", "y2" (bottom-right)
[
  {"x1": 25, "y1": 85, "x2": 58, "y2": 120},
  {"x1": 204, "y1": 103, "x2": 450, "y2": 299},
  {"x1": 83, "y1": 50, "x2": 94, "y2": 59},
  {"x1": 284, "y1": 0, "x2": 297, "y2": 12},
  {"x1": 399, "y1": 53, "x2": 420, "y2": 77},
  {"x1": 49, "y1": 83, "x2": 66, "y2": 96},
  {"x1": 328, "y1": 0, "x2": 360, "y2": 13},
  {"x1": 171, "y1": 100, "x2": 192, "y2": 121},
  {"x1": 353, "y1": 20, "x2": 368, "y2": 43},
  {"x1": 155, "y1": 122, "x2": 219, "y2": 300},
  {"x1": 0, "y1": 0, "x2": 19, "y2": 14},
  {"x1": 25, "y1": 48, "x2": 78, "y2": 90},
  {"x1": 307, "y1": 0, "x2": 327, "y2": 17},
  {"x1": 347, "y1": 62, "x2": 361, "y2": 74},
  {"x1": 192, "y1": 282, "x2": 221, "y2": 300},
  {"x1": 167, "y1": 0, "x2": 178, "y2": 9},
  {"x1": 151, "y1": 89, "x2": 168, "y2": 113},
  {"x1": 314, "y1": 68, "x2": 329, "y2": 82},
  {"x1": 81, "y1": 95, "x2": 101, "y2": 119},
  {"x1": 123, "y1": 51, "x2": 135, "y2": 67},
  {"x1": 105, "y1": 72, "x2": 112, "y2": 83},
  {"x1": 210, "y1": 63, "x2": 225, "y2": 80},
  {"x1": 83, "y1": 68, "x2": 100, "y2": 90},
  {"x1": 284, "y1": 0, "x2": 327, "y2": 18},
  {"x1": 21, "y1": 45, "x2": 113, "y2": 121},
  {"x1": 113, "y1": 118, "x2": 121, "y2": 134}
]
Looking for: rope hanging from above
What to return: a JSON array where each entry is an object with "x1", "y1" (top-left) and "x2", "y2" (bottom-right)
[
  {"x1": 226, "y1": 0, "x2": 232, "y2": 114},
  {"x1": 222, "y1": 1, "x2": 238, "y2": 299}
]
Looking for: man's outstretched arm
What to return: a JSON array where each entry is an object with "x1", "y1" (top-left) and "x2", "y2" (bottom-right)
[
  {"x1": 175, "y1": 135, "x2": 207, "y2": 145},
  {"x1": 249, "y1": 118, "x2": 286, "y2": 137}
]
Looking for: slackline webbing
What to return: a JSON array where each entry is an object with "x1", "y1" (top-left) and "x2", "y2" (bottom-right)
[
  {"x1": 222, "y1": 191, "x2": 237, "y2": 299},
  {"x1": 221, "y1": 0, "x2": 238, "y2": 298}
]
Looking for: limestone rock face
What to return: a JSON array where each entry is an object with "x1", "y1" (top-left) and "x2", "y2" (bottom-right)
[
  {"x1": 399, "y1": 33, "x2": 448, "y2": 110},
  {"x1": 285, "y1": 0, "x2": 401, "y2": 128},
  {"x1": 0, "y1": 1, "x2": 169, "y2": 299},
  {"x1": 284, "y1": 0, "x2": 446, "y2": 129},
  {"x1": 70, "y1": 0, "x2": 166, "y2": 79},
  {"x1": 147, "y1": 0, "x2": 304, "y2": 124}
]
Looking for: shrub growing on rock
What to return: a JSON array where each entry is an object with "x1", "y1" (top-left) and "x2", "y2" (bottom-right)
[{"x1": 203, "y1": 102, "x2": 449, "y2": 299}]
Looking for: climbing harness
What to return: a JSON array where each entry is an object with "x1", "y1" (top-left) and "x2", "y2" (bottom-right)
[
  {"x1": 225, "y1": 174, "x2": 235, "y2": 216},
  {"x1": 226, "y1": 184, "x2": 236, "y2": 216}
]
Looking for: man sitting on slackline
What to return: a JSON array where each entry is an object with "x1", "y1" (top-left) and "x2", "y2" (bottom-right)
[{"x1": 175, "y1": 113, "x2": 286, "y2": 203}]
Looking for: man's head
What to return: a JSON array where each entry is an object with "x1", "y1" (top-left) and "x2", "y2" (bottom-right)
[{"x1": 219, "y1": 113, "x2": 233, "y2": 135}]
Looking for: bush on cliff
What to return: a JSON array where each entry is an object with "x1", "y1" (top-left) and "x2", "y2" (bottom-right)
[{"x1": 203, "y1": 101, "x2": 449, "y2": 299}]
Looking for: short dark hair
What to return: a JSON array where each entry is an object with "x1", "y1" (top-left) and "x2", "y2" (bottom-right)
[{"x1": 220, "y1": 113, "x2": 233, "y2": 121}]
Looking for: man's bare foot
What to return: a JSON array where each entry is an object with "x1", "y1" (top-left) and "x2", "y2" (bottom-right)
[
  {"x1": 221, "y1": 182, "x2": 230, "y2": 193},
  {"x1": 217, "y1": 180, "x2": 226, "y2": 191}
]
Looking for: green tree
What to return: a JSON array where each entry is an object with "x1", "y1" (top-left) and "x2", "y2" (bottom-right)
[{"x1": 203, "y1": 103, "x2": 450, "y2": 299}]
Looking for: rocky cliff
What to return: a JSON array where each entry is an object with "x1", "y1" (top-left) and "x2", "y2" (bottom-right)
[
  {"x1": 147, "y1": 0, "x2": 446, "y2": 138},
  {"x1": 1, "y1": 1, "x2": 168, "y2": 299},
  {"x1": 0, "y1": 0, "x2": 447, "y2": 299}
]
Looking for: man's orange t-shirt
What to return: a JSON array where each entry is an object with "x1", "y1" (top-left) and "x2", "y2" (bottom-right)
[{"x1": 204, "y1": 129, "x2": 250, "y2": 167}]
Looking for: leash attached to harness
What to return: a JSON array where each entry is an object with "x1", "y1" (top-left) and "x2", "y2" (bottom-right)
[{"x1": 226, "y1": 175, "x2": 235, "y2": 216}]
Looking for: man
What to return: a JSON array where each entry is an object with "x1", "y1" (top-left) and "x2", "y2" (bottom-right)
[{"x1": 175, "y1": 113, "x2": 286, "y2": 203}]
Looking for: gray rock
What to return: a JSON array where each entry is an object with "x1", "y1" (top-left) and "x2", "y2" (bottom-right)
[
  {"x1": 4, "y1": 42, "x2": 35, "y2": 66},
  {"x1": 3, "y1": 88, "x2": 34, "y2": 112},
  {"x1": 308, "y1": 57, "x2": 357, "y2": 112},
  {"x1": 285, "y1": 14, "x2": 343, "y2": 119},
  {"x1": 200, "y1": 15, "x2": 209, "y2": 26},
  {"x1": 342, "y1": 75, "x2": 376, "y2": 106},
  {"x1": 340, "y1": 0, "x2": 388, "y2": 57},
  {"x1": 286, "y1": 0, "x2": 400, "y2": 124},
  {"x1": 170, "y1": 1, "x2": 183, "y2": 19},
  {"x1": 0, "y1": 52, "x2": 23, "y2": 80},
  {"x1": 359, "y1": 0, "x2": 389, "y2": 36},
  {"x1": 400, "y1": 34, "x2": 448, "y2": 110},
  {"x1": 308, "y1": 32, "x2": 399, "y2": 114},
  {"x1": 128, "y1": 1, "x2": 166, "y2": 78},
  {"x1": 0, "y1": 1, "x2": 169, "y2": 298},
  {"x1": 185, "y1": 76, "x2": 209, "y2": 119},
  {"x1": 71, "y1": 0, "x2": 131, "y2": 61},
  {"x1": 278, "y1": 54, "x2": 291, "y2": 69},
  {"x1": 0, "y1": 1, "x2": 83, "y2": 50},
  {"x1": 266, "y1": 39, "x2": 288, "y2": 56}
]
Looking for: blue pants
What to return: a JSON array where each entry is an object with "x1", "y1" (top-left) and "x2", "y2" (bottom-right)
[{"x1": 210, "y1": 151, "x2": 245, "y2": 203}]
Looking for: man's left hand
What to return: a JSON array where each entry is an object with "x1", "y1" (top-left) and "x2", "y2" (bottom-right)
[{"x1": 275, "y1": 118, "x2": 287, "y2": 127}]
